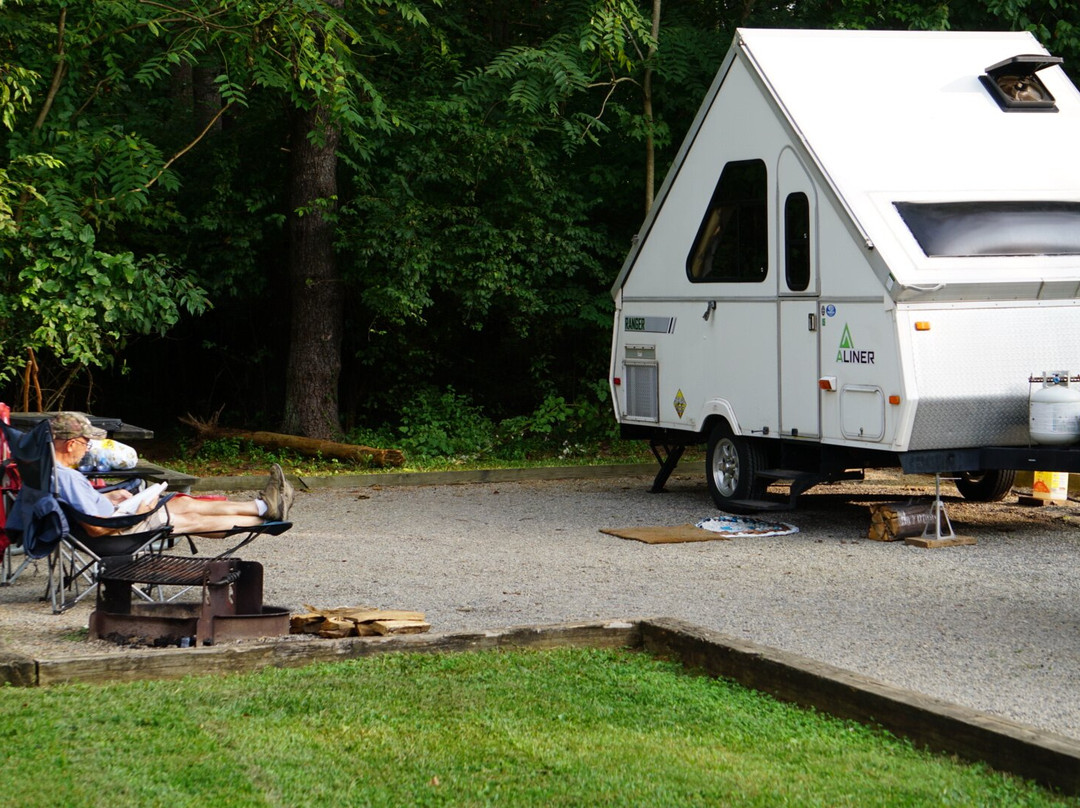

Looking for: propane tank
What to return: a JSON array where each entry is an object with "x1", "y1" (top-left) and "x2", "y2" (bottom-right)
[{"x1": 1029, "y1": 371, "x2": 1080, "y2": 445}]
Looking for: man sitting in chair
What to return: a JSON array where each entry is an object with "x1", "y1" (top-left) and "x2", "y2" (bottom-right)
[{"x1": 50, "y1": 413, "x2": 294, "y2": 537}]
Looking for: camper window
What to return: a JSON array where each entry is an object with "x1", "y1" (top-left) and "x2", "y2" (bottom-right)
[
  {"x1": 687, "y1": 159, "x2": 768, "y2": 283},
  {"x1": 895, "y1": 201, "x2": 1080, "y2": 257},
  {"x1": 784, "y1": 192, "x2": 811, "y2": 291}
]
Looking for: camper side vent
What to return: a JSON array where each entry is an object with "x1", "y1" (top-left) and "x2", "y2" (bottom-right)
[
  {"x1": 624, "y1": 346, "x2": 659, "y2": 422},
  {"x1": 980, "y1": 54, "x2": 1063, "y2": 112}
]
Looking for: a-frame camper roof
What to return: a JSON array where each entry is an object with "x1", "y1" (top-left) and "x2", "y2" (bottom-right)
[{"x1": 614, "y1": 28, "x2": 1080, "y2": 293}]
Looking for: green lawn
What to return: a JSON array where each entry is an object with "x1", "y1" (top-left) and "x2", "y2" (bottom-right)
[{"x1": 0, "y1": 648, "x2": 1072, "y2": 807}]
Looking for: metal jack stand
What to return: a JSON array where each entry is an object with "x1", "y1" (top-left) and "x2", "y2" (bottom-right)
[
  {"x1": 921, "y1": 473, "x2": 956, "y2": 542},
  {"x1": 905, "y1": 473, "x2": 974, "y2": 547}
]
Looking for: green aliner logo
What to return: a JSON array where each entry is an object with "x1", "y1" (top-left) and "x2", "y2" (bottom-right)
[{"x1": 836, "y1": 324, "x2": 875, "y2": 364}]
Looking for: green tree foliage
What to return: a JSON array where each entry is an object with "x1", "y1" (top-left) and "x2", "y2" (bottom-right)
[
  {"x1": 456, "y1": 1, "x2": 659, "y2": 151},
  {"x1": 0, "y1": 0, "x2": 431, "y2": 412},
  {"x1": 981, "y1": 0, "x2": 1080, "y2": 80},
  {"x1": 0, "y1": 0, "x2": 210, "y2": 393},
  {"x1": 3, "y1": 0, "x2": 1078, "y2": 443}
]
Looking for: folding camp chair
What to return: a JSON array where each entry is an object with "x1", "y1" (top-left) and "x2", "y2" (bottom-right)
[
  {"x1": 3, "y1": 417, "x2": 292, "y2": 623},
  {"x1": 1, "y1": 419, "x2": 174, "y2": 612}
]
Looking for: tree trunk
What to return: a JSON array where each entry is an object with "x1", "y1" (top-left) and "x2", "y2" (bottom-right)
[
  {"x1": 643, "y1": 0, "x2": 661, "y2": 213},
  {"x1": 283, "y1": 102, "x2": 343, "y2": 440}
]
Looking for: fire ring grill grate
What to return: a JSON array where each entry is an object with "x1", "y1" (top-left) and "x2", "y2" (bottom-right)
[{"x1": 100, "y1": 555, "x2": 242, "y2": 587}]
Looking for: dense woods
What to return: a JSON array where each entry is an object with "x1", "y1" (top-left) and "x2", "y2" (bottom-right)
[{"x1": 1, "y1": 0, "x2": 1077, "y2": 448}]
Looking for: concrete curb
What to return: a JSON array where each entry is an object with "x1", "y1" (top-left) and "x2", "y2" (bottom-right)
[
  {"x1": 3, "y1": 617, "x2": 1077, "y2": 795},
  {"x1": 192, "y1": 463, "x2": 661, "y2": 492}
]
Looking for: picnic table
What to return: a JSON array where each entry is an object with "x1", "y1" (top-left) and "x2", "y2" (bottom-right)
[{"x1": 8, "y1": 411, "x2": 199, "y2": 492}]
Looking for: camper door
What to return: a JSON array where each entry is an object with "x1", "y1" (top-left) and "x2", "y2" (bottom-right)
[{"x1": 777, "y1": 149, "x2": 820, "y2": 438}]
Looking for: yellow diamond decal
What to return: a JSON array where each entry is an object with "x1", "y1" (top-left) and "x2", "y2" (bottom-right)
[{"x1": 673, "y1": 389, "x2": 687, "y2": 418}]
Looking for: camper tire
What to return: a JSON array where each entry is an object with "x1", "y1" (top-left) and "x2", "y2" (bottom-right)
[
  {"x1": 706, "y1": 423, "x2": 766, "y2": 509},
  {"x1": 953, "y1": 470, "x2": 1016, "y2": 502}
]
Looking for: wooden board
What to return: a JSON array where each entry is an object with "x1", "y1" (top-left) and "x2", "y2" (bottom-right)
[
  {"x1": 600, "y1": 524, "x2": 728, "y2": 544},
  {"x1": 904, "y1": 534, "x2": 977, "y2": 549},
  {"x1": 369, "y1": 620, "x2": 431, "y2": 636}
]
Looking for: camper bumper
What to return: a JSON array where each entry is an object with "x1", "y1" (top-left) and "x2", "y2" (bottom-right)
[{"x1": 901, "y1": 447, "x2": 1080, "y2": 475}]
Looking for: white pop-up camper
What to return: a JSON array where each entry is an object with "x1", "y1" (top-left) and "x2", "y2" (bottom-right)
[{"x1": 609, "y1": 28, "x2": 1080, "y2": 510}]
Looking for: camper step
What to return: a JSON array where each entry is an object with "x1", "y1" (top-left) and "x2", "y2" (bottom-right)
[
  {"x1": 724, "y1": 499, "x2": 793, "y2": 513},
  {"x1": 757, "y1": 469, "x2": 819, "y2": 482},
  {"x1": 759, "y1": 469, "x2": 822, "y2": 501}
]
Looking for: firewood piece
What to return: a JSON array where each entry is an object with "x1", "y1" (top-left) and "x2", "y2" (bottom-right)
[
  {"x1": 302, "y1": 606, "x2": 424, "y2": 623},
  {"x1": 317, "y1": 617, "x2": 357, "y2": 638},
  {"x1": 290, "y1": 613, "x2": 327, "y2": 634},
  {"x1": 180, "y1": 416, "x2": 404, "y2": 467},
  {"x1": 369, "y1": 620, "x2": 431, "y2": 636},
  {"x1": 867, "y1": 503, "x2": 934, "y2": 541},
  {"x1": 293, "y1": 606, "x2": 430, "y2": 637},
  {"x1": 866, "y1": 519, "x2": 889, "y2": 541}
]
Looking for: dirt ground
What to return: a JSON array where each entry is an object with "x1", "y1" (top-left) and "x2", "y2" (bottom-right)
[{"x1": 3, "y1": 468, "x2": 1078, "y2": 663}]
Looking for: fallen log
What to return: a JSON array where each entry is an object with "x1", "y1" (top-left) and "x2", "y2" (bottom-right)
[{"x1": 180, "y1": 415, "x2": 405, "y2": 467}]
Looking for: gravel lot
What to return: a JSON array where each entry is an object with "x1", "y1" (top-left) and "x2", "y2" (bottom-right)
[{"x1": 3, "y1": 468, "x2": 1080, "y2": 743}]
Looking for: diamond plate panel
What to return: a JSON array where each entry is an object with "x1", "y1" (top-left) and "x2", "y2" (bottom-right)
[{"x1": 908, "y1": 305, "x2": 1080, "y2": 450}]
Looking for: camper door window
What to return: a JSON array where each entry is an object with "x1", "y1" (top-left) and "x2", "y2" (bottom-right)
[
  {"x1": 785, "y1": 192, "x2": 811, "y2": 292},
  {"x1": 687, "y1": 159, "x2": 768, "y2": 283},
  {"x1": 895, "y1": 201, "x2": 1080, "y2": 257}
]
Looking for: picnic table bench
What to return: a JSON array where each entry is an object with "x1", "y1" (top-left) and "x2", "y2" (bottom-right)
[{"x1": 102, "y1": 462, "x2": 200, "y2": 493}]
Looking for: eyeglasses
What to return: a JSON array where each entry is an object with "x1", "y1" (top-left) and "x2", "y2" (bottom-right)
[{"x1": 71, "y1": 436, "x2": 91, "y2": 447}]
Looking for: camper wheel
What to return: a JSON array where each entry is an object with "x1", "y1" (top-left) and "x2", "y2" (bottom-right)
[
  {"x1": 953, "y1": 470, "x2": 1016, "y2": 502},
  {"x1": 706, "y1": 423, "x2": 766, "y2": 508}
]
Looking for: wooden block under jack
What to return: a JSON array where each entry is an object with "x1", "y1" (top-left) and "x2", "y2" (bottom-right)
[
  {"x1": 904, "y1": 534, "x2": 977, "y2": 548},
  {"x1": 1017, "y1": 495, "x2": 1050, "y2": 507}
]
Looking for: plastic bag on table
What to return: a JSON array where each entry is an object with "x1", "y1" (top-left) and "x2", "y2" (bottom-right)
[{"x1": 79, "y1": 438, "x2": 139, "y2": 471}]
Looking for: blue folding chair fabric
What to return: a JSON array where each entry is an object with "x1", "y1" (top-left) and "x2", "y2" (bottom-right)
[{"x1": 2, "y1": 419, "x2": 63, "y2": 559}]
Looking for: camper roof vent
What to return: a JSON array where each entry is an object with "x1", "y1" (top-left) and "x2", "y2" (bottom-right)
[{"x1": 981, "y1": 54, "x2": 1063, "y2": 112}]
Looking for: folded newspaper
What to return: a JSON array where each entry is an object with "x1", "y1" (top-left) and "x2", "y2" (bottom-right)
[{"x1": 113, "y1": 481, "x2": 168, "y2": 516}]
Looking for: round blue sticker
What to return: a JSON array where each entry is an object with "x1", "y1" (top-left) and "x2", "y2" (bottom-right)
[{"x1": 825, "y1": 304, "x2": 836, "y2": 317}]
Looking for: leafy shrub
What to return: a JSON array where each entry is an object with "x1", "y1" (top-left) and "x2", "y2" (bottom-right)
[
  {"x1": 383, "y1": 382, "x2": 620, "y2": 462},
  {"x1": 492, "y1": 381, "x2": 620, "y2": 461},
  {"x1": 395, "y1": 387, "x2": 497, "y2": 460}
]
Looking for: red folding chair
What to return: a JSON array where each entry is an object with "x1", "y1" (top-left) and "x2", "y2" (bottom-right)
[{"x1": 0, "y1": 401, "x2": 30, "y2": 585}]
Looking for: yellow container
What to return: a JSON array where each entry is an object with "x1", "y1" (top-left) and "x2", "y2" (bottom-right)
[{"x1": 1032, "y1": 471, "x2": 1069, "y2": 503}]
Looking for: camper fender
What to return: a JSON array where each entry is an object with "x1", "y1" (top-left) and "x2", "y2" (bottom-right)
[{"x1": 700, "y1": 401, "x2": 742, "y2": 437}]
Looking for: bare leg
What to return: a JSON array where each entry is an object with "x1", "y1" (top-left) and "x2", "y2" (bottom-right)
[
  {"x1": 166, "y1": 496, "x2": 262, "y2": 519},
  {"x1": 168, "y1": 510, "x2": 264, "y2": 537},
  {"x1": 165, "y1": 496, "x2": 264, "y2": 537}
]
